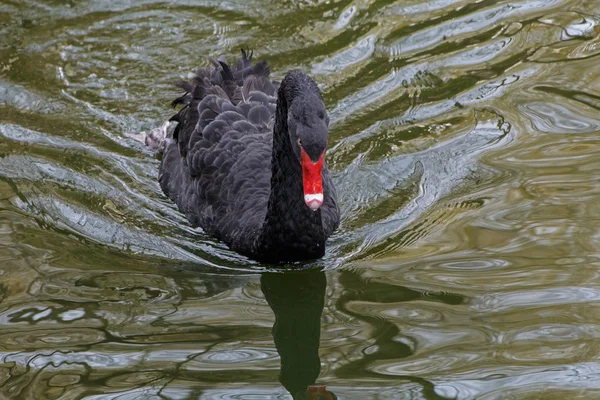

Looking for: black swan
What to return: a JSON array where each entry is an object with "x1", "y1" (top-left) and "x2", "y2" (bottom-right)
[{"x1": 153, "y1": 50, "x2": 340, "y2": 262}]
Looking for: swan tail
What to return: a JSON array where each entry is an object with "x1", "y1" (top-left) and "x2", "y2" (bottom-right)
[{"x1": 127, "y1": 120, "x2": 172, "y2": 154}]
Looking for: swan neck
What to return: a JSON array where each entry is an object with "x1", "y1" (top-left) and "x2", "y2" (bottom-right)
[{"x1": 254, "y1": 94, "x2": 325, "y2": 261}]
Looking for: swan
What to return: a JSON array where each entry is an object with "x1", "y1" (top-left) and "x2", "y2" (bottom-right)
[{"x1": 153, "y1": 50, "x2": 340, "y2": 262}]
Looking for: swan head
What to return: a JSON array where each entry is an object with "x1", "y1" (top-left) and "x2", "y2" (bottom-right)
[{"x1": 287, "y1": 79, "x2": 329, "y2": 211}]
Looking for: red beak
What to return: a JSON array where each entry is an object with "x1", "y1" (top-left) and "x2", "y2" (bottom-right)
[
  {"x1": 300, "y1": 148, "x2": 325, "y2": 211},
  {"x1": 307, "y1": 385, "x2": 335, "y2": 400}
]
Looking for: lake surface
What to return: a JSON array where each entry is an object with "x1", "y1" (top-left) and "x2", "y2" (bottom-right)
[{"x1": 2, "y1": 0, "x2": 600, "y2": 398}]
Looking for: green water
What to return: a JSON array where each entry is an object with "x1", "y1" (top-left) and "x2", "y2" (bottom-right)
[{"x1": 2, "y1": 0, "x2": 600, "y2": 398}]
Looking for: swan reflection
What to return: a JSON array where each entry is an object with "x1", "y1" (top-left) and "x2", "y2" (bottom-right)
[{"x1": 261, "y1": 270, "x2": 337, "y2": 400}]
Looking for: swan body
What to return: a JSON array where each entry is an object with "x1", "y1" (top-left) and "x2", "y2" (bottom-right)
[{"x1": 157, "y1": 51, "x2": 339, "y2": 262}]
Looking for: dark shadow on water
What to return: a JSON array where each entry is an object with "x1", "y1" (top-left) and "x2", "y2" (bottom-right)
[
  {"x1": 261, "y1": 269, "x2": 336, "y2": 400},
  {"x1": 333, "y1": 269, "x2": 463, "y2": 399}
]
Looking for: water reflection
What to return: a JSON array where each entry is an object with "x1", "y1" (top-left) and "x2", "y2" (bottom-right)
[{"x1": 261, "y1": 270, "x2": 336, "y2": 400}]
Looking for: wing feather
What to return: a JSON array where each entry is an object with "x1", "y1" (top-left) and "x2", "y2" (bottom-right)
[{"x1": 159, "y1": 50, "x2": 278, "y2": 248}]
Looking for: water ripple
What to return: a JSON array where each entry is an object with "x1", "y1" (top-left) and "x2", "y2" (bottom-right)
[{"x1": 2, "y1": 0, "x2": 599, "y2": 398}]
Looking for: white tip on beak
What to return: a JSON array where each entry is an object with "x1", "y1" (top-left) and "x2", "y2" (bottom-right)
[{"x1": 304, "y1": 193, "x2": 324, "y2": 211}]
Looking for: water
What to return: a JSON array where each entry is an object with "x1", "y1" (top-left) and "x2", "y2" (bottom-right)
[{"x1": 1, "y1": 0, "x2": 600, "y2": 398}]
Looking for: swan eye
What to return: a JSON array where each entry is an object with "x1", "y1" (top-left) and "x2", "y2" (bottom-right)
[
  {"x1": 297, "y1": 139, "x2": 302, "y2": 147},
  {"x1": 317, "y1": 111, "x2": 325, "y2": 120}
]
